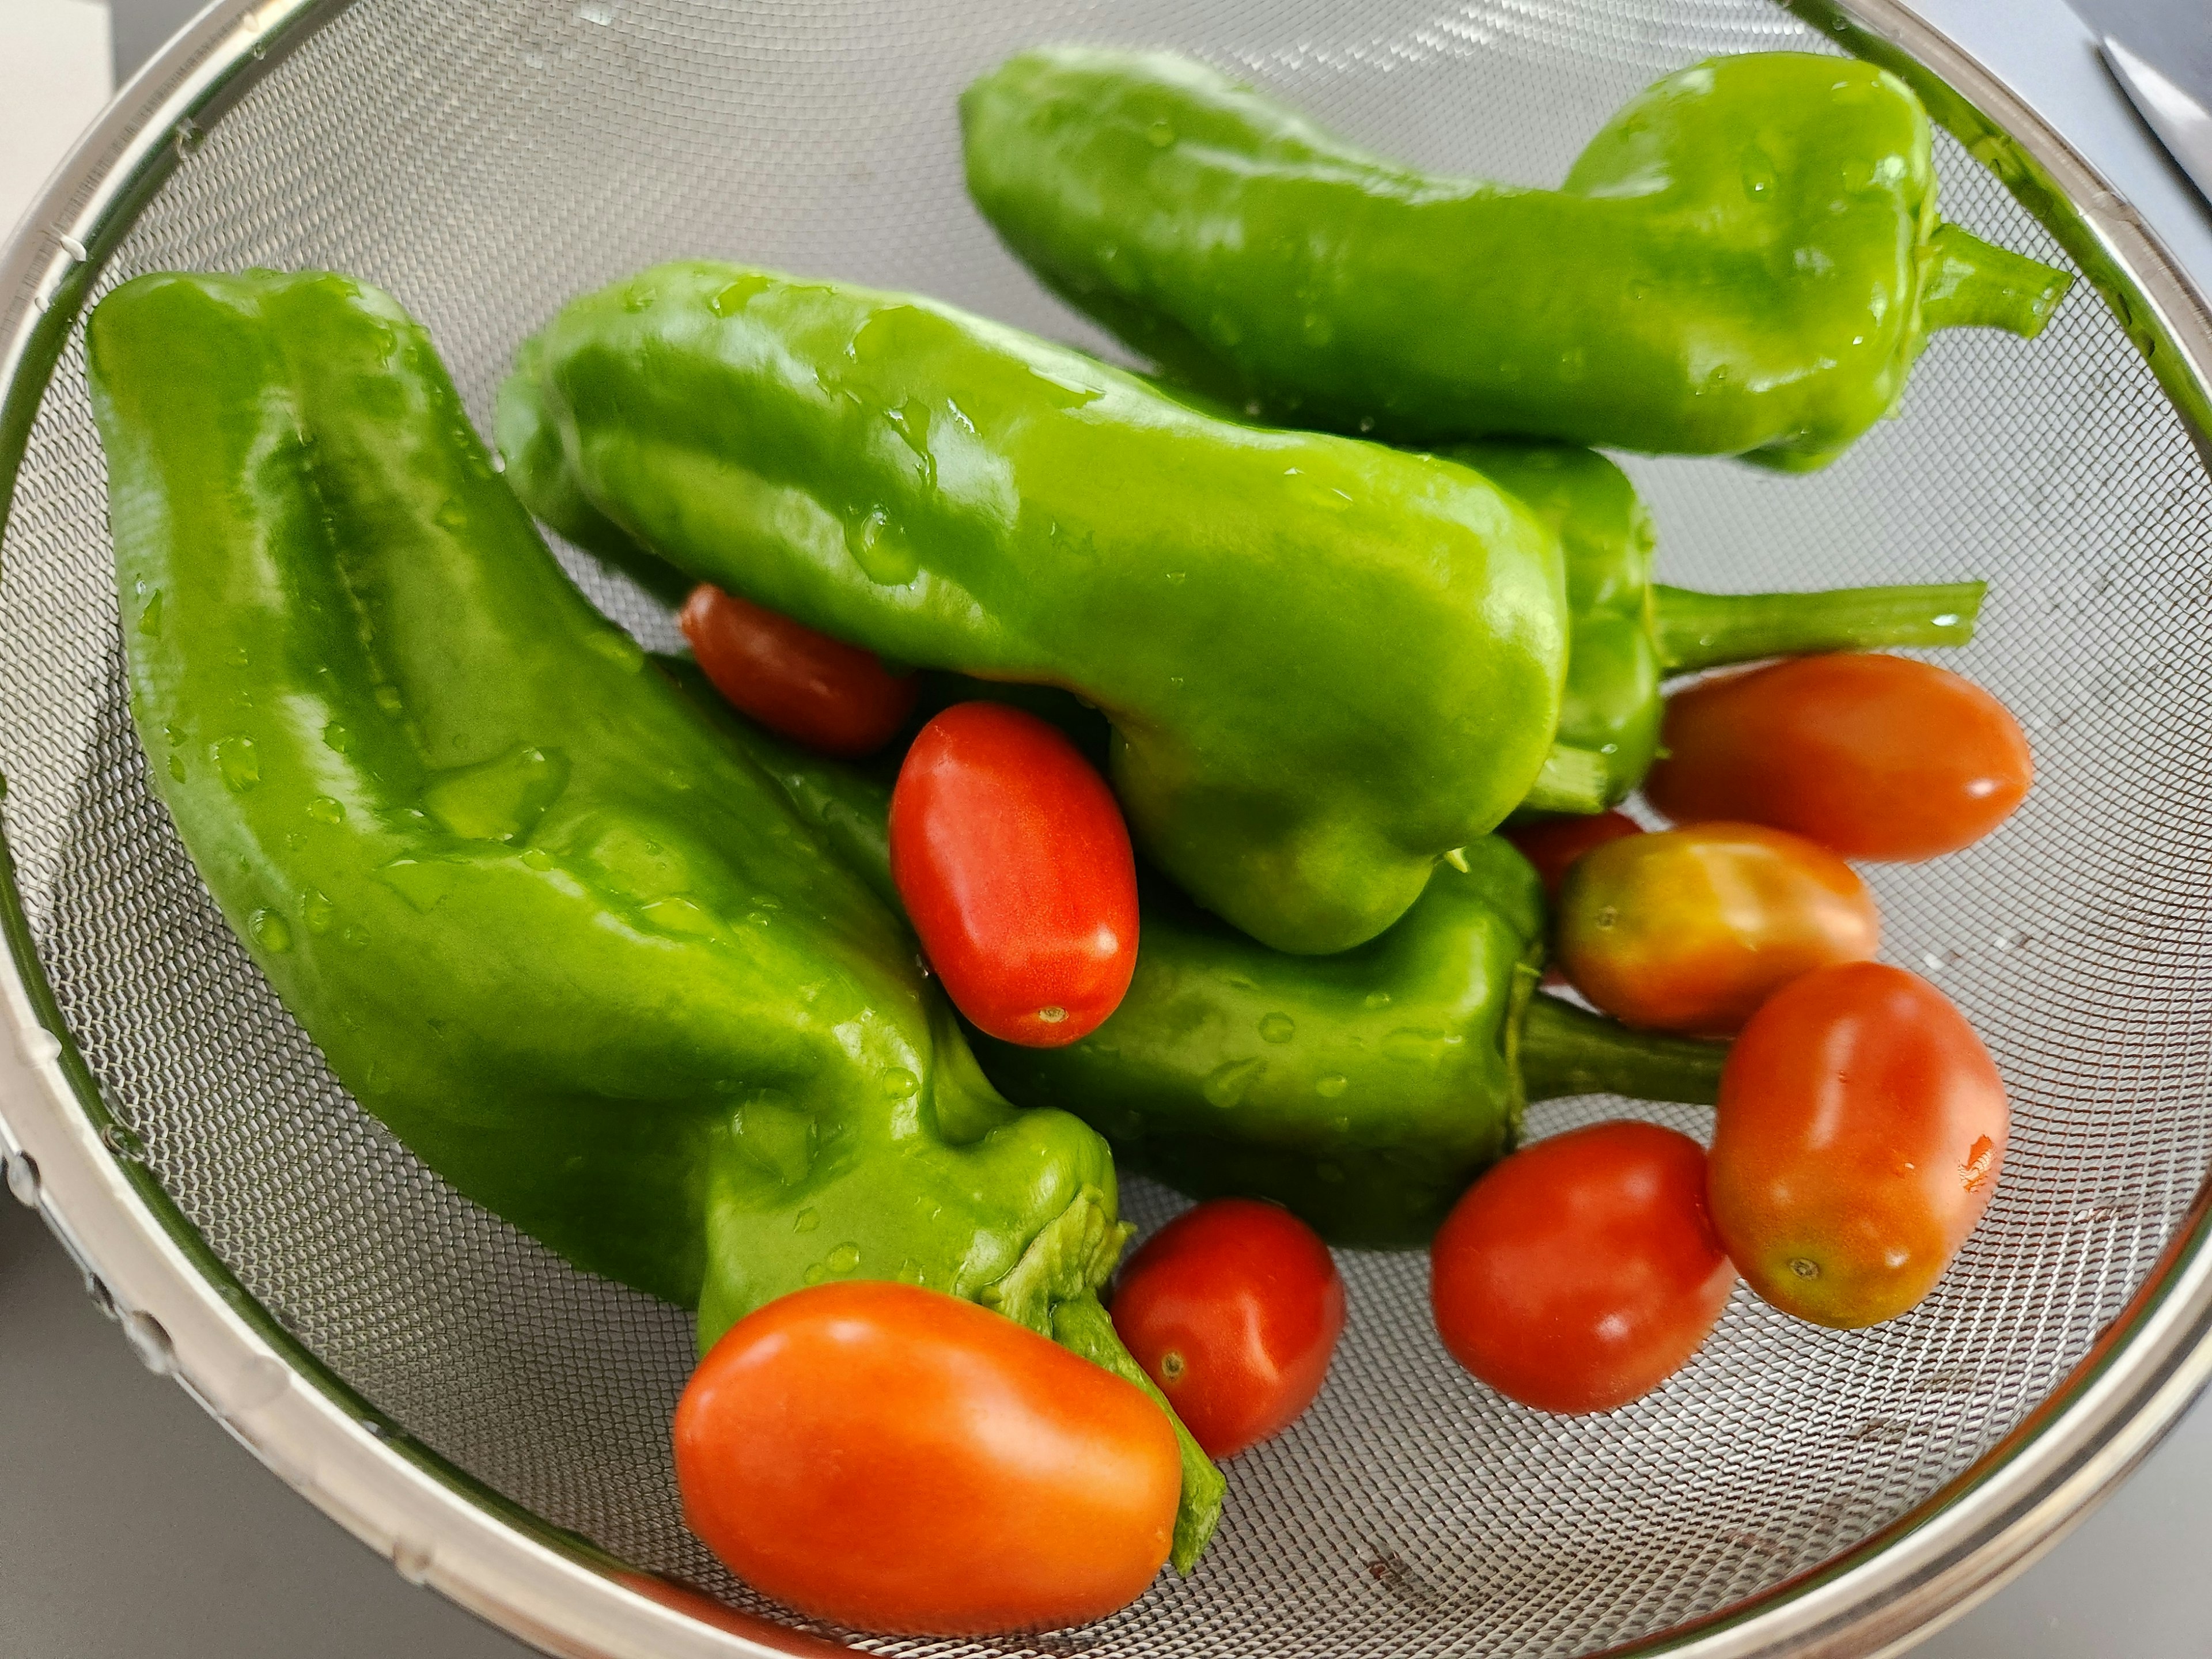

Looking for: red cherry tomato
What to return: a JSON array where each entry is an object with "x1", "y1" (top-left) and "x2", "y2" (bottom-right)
[
  {"x1": 1556, "y1": 822, "x2": 1880, "y2": 1036},
  {"x1": 890, "y1": 702, "x2": 1138, "y2": 1046},
  {"x1": 1645, "y1": 654, "x2": 2032, "y2": 861},
  {"x1": 674, "y1": 1281, "x2": 1179, "y2": 1635},
  {"x1": 1430, "y1": 1121, "x2": 1734, "y2": 1414},
  {"x1": 1505, "y1": 809, "x2": 1643, "y2": 900},
  {"x1": 1707, "y1": 961, "x2": 2008, "y2": 1328},
  {"x1": 1111, "y1": 1199, "x2": 1346, "y2": 1459},
  {"x1": 679, "y1": 583, "x2": 916, "y2": 757}
]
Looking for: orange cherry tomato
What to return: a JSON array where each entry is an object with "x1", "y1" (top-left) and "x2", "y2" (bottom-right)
[
  {"x1": 1707, "y1": 961, "x2": 2008, "y2": 1328},
  {"x1": 1645, "y1": 654, "x2": 2032, "y2": 861},
  {"x1": 890, "y1": 702, "x2": 1138, "y2": 1046},
  {"x1": 1430, "y1": 1121, "x2": 1734, "y2": 1414},
  {"x1": 1111, "y1": 1199, "x2": 1346, "y2": 1459},
  {"x1": 1556, "y1": 822, "x2": 1880, "y2": 1036},
  {"x1": 1504, "y1": 809, "x2": 1644, "y2": 900},
  {"x1": 673, "y1": 1281, "x2": 1179, "y2": 1635},
  {"x1": 679, "y1": 582, "x2": 916, "y2": 757}
]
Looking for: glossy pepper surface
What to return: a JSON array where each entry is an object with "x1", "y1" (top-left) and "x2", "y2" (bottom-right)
[
  {"x1": 1455, "y1": 442, "x2": 1987, "y2": 805},
  {"x1": 87, "y1": 270, "x2": 1224, "y2": 1566},
  {"x1": 498, "y1": 260, "x2": 1570, "y2": 955},
  {"x1": 701, "y1": 702, "x2": 1729, "y2": 1247},
  {"x1": 961, "y1": 48, "x2": 2072, "y2": 468}
]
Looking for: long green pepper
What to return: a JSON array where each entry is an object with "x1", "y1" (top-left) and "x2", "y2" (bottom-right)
[
  {"x1": 961, "y1": 49, "x2": 2072, "y2": 468},
  {"x1": 498, "y1": 260, "x2": 1575, "y2": 956},
  {"x1": 86, "y1": 269, "x2": 1222, "y2": 1566}
]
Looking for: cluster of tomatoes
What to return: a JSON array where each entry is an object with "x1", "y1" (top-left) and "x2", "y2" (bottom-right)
[{"x1": 670, "y1": 585, "x2": 2032, "y2": 1635}]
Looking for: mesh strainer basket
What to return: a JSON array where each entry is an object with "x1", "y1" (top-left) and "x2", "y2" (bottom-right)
[{"x1": 5, "y1": 1, "x2": 2212, "y2": 1655}]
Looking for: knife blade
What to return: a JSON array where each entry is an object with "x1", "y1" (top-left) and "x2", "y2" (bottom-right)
[{"x1": 2100, "y1": 33, "x2": 2212, "y2": 209}]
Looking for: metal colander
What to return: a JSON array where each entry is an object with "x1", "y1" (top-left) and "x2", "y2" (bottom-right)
[{"x1": 3, "y1": 1, "x2": 2211, "y2": 1655}]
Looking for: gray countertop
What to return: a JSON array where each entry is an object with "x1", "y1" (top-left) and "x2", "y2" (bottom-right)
[{"x1": 6, "y1": 1, "x2": 2211, "y2": 1655}]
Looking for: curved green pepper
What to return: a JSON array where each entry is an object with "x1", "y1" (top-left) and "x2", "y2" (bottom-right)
[
  {"x1": 498, "y1": 260, "x2": 1570, "y2": 955},
  {"x1": 87, "y1": 269, "x2": 1223, "y2": 1564},
  {"x1": 1453, "y1": 443, "x2": 1986, "y2": 805},
  {"x1": 701, "y1": 697, "x2": 1726, "y2": 1248},
  {"x1": 961, "y1": 48, "x2": 2072, "y2": 468}
]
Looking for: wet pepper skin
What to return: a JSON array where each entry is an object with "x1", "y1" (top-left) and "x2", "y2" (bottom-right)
[
  {"x1": 963, "y1": 50, "x2": 2071, "y2": 468},
  {"x1": 1455, "y1": 442, "x2": 1986, "y2": 806},
  {"x1": 498, "y1": 260, "x2": 1567, "y2": 956},
  {"x1": 83, "y1": 269, "x2": 1184, "y2": 1430},
  {"x1": 703, "y1": 703, "x2": 1729, "y2": 1248}
]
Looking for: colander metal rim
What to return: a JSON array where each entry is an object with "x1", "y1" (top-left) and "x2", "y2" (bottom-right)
[{"x1": 1, "y1": 3, "x2": 2209, "y2": 1656}]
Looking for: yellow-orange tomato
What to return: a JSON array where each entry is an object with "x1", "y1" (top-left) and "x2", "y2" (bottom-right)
[
  {"x1": 1707, "y1": 961, "x2": 2009, "y2": 1327},
  {"x1": 1555, "y1": 823, "x2": 1879, "y2": 1036},
  {"x1": 674, "y1": 1281, "x2": 1180, "y2": 1635}
]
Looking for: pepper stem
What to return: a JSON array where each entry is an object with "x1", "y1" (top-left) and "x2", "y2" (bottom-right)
[
  {"x1": 1650, "y1": 579, "x2": 1984, "y2": 674},
  {"x1": 1518, "y1": 741, "x2": 1610, "y2": 815},
  {"x1": 1518, "y1": 993, "x2": 1728, "y2": 1106},
  {"x1": 1920, "y1": 223, "x2": 2074, "y2": 339},
  {"x1": 1052, "y1": 1293, "x2": 1225, "y2": 1573}
]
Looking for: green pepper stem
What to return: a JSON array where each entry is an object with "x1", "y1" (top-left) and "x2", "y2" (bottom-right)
[
  {"x1": 1920, "y1": 223, "x2": 2074, "y2": 339},
  {"x1": 1518, "y1": 993, "x2": 1727, "y2": 1106},
  {"x1": 1052, "y1": 1293, "x2": 1225, "y2": 1573},
  {"x1": 1518, "y1": 742, "x2": 1610, "y2": 815},
  {"x1": 1650, "y1": 579, "x2": 1983, "y2": 674}
]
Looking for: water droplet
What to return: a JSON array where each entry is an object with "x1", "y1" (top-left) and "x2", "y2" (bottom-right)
[
  {"x1": 172, "y1": 119, "x2": 203, "y2": 157},
  {"x1": 826, "y1": 1242, "x2": 861, "y2": 1274},
  {"x1": 1790, "y1": 1257, "x2": 1820, "y2": 1279},
  {"x1": 1594, "y1": 906, "x2": 1619, "y2": 930},
  {"x1": 710, "y1": 273, "x2": 771, "y2": 316},
  {"x1": 306, "y1": 795, "x2": 344, "y2": 825},
  {"x1": 434, "y1": 499, "x2": 469, "y2": 531},
  {"x1": 844, "y1": 507, "x2": 920, "y2": 585},
  {"x1": 802, "y1": 1263, "x2": 826, "y2": 1285},
  {"x1": 1164, "y1": 571, "x2": 1187, "y2": 586},
  {"x1": 1556, "y1": 345, "x2": 1586, "y2": 381},
  {"x1": 1036, "y1": 1006, "x2": 1068, "y2": 1025},
  {"x1": 214, "y1": 736, "x2": 260, "y2": 793},
  {"x1": 521, "y1": 848, "x2": 554, "y2": 871},
  {"x1": 301, "y1": 891, "x2": 335, "y2": 934},
  {"x1": 622, "y1": 281, "x2": 655, "y2": 313},
  {"x1": 1357, "y1": 415, "x2": 1376, "y2": 433},
  {"x1": 897, "y1": 1257, "x2": 926, "y2": 1285},
  {"x1": 1301, "y1": 312, "x2": 1334, "y2": 346},
  {"x1": 794, "y1": 1206, "x2": 820, "y2": 1233},
  {"x1": 882, "y1": 1067, "x2": 919, "y2": 1099},
  {"x1": 1383, "y1": 1027, "x2": 1458, "y2": 1065},
  {"x1": 586, "y1": 630, "x2": 645, "y2": 673},
  {"x1": 373, "y1": 685, "x2": 404, "y2": 715},
  {"x1": 249, "y1": 909, "x2": 293, "y2": 953},
  {"x1": 1931, "y1": 612, "x2": 1960, "y2": 628},
  {"x1": 323, "y1": 721, "x2": 354, "y2": 753},
  {"x1": 4, "y1": 1151, "x2": 40, "y2": 1207},
  {"x1": 339, "y1": 924, "x2": 371, "y2": 949},
  {"x1": 138, "y1": 591, "x2": 164, "y2": 636},
  {"x1": 1258, "y1": 1013, "x2": 1295, "y2": 1044},
  {"x1": 1315, "y1": 1073, "x2": 1349, "y2": 1098},
  {"x1": 223, "y1": 645, "x2": 250, "y2": 669},
  {"x1": 1146, "y1": 119, "x2": 1175, "y2": 147},
  {"x1": 167, "y1": 754, "x2": 187, "y2": 783},
  {"x1": 1362, "y1": 990, "x2": 1392, "y2": 1010},
  {"x1": 101, "y1": 1122, "x2": 148, "y2": 1160},
  {"x1": 1202, "y1": 1056, "x2": 1264, "y2": 1108}
]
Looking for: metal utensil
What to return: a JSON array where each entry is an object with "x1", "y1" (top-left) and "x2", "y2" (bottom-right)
[
  {"x1": 2099, "y1": 33, "x2": 2212, "y2": 209},
  {"x1": 4, "y1": 3, "x2": 2212, "y2": 1657}
]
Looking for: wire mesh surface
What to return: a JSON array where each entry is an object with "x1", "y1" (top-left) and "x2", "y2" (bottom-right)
[{"x1": 2, "y1": 1, "x2": 2210, "y2": 1654}]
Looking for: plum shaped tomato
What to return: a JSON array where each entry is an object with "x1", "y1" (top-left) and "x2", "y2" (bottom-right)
[
  {"x1": 1112, "y1": 1199, "x2": 1346, "y2": 1459},
  {"x1": 891, "y1": 702, "x2": 1139, "y2": 1046},
  {"x1": 679, "y1": 582, "x2": 917, "y2": 757},
  {"x1": 1430, "y1": 1121, "x2": 1734, "y2": 1414},
  {"x1": 1556, "y1": 821, "x2": 1879, "y2": 1036},
  {"x1": 1504, "y1": 808, "x2": 1643, "y2": 901},
  {"x1": 673, "y1": 1281, "x2": 1180, "y2": 1635},
  {"x1": 1707, "y1": 961, "x2": 2008, "y2": 1328},
  {"x1": 1645, "y1": 653, "x2": 2032, "y2": 861}
]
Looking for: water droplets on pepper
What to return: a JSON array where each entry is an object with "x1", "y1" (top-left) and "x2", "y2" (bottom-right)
[
  {"x1": 1258, "y1": 1012, "x2": 1296, "y2": 1044},
  {"x1": 1202, "y1": 1056, "x2": 1264, "y2": 1108},
  {"x1": 214, "y1": 736, "x2": 260, "y2": 793},
  {"x1": 249, "y1": 908, "x2": 293, "y2": 953}
]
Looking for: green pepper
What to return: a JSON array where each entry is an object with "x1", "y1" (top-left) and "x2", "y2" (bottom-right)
[
  {"x1": 700, "y1": 695, "x2": 1727, "y2": 1248},
  {"x1": 960, "y1": 48, "x2": 2072, "y2": 468},
  {"x1": 498, "y1": 259, "x2": 1576, "y2": 955},
  {"x1": 1453, "y1": 442, "x2": 1986, "y2": 805},
  {"x1": 87, "y1": 269, "x2": 1224, "y2": 1565}
]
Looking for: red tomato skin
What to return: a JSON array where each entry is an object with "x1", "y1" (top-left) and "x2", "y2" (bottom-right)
[
  {"x1": 1556, "y1": 821, "x2": 1880, "y2": 1036},
  {"x1": 1645, "y1": 654, "x2": 2032, "y2": 861},
  {"x1": 1505, "y1": 809, "x2": 1644, "y2": 900},
  {"x1": 1111, "y1": 1199, "x2": 1346, "y2": 1459},
  {"x1": 1708, "y1": 961, "x2": 2009, "y2": 1328},
  {"x1": 1430, "y1": 1122, "x2": 1735, "y2": 1414},
  {"x1": 678, "y1": 583, "x2": 917, "y2": 758},
  {"x1": 890, "y1": 702, "x2": 1139, "y2": 1046},
  {"x1": 673, "y1": 1282, "x2": 1179, "y2": 1635}
]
